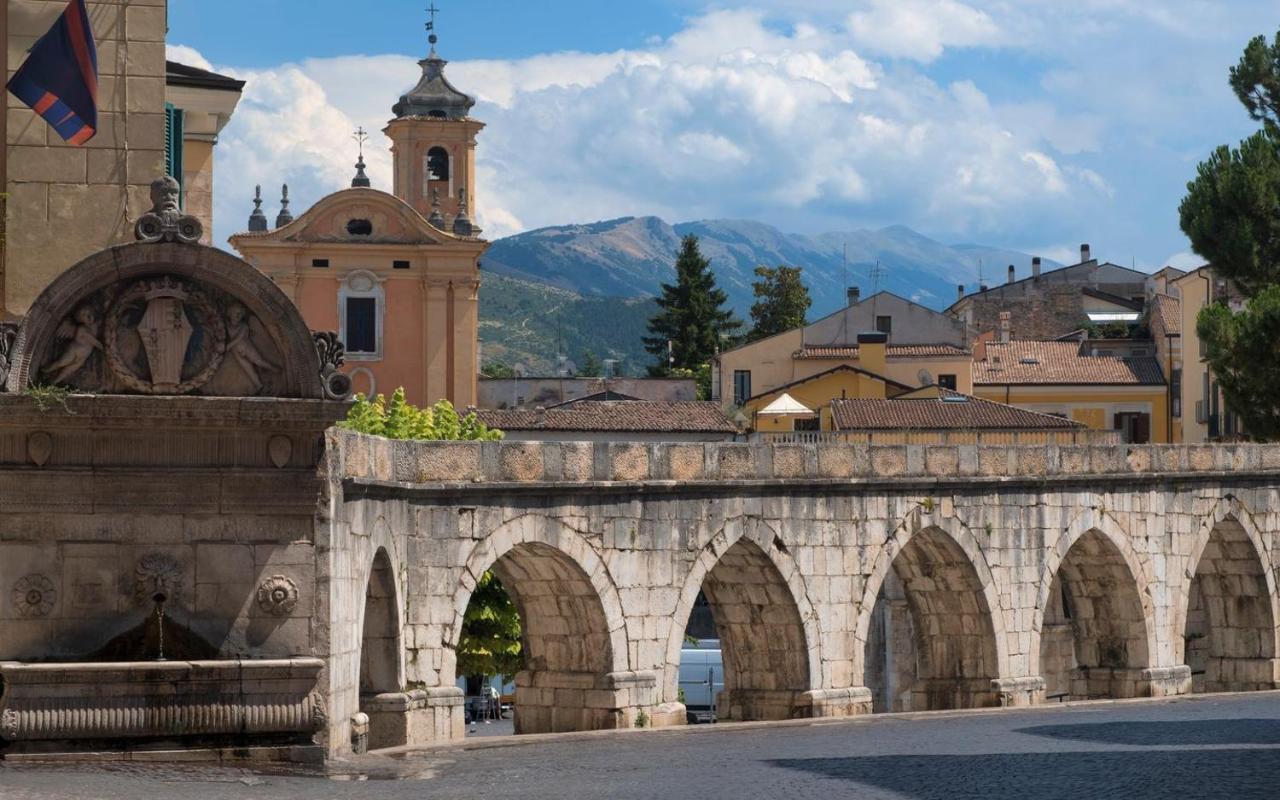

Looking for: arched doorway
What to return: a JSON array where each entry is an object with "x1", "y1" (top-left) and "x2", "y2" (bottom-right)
[
  {"x1": 1039, "y1": 529, "x2": 1151, "y2": 700},
  {"x1": 687, "y1": 538, "x2": 811, "y2": 722},
  {"x1": 459, "y1": 539, "x2": 623, "y2": 734},
  {"x1": 864, "y1": 526, "x2": 1002, "y2": 711},
  {"x1": 1183, "y1": 516, "x2": 1278, "y2": 693},
  {"x1": 359, "y1": 548, "x2": 403, "y2": 748}
]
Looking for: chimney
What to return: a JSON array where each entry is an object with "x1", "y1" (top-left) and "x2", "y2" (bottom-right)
[
  {"x1": 1032, "y1": 257, "x2": 1042, "y2": 278},
  {"x1": 1080, "y1": 243, "x2": 1092, "y2": 263},
  {"x1": 847, "y1": 287, "x2": 861, "y2": 307},
  {"x1": 999, "y1": 311, "x2": 1012, "y2": 343},
  {"x1": 980, "y1": 284, "x2": 989, "y2": 293},
  {"x1": 1007, "y1": 264, "x2": 1015, "y2": 285},
  {"x1": 856, "y1": 331, "x2": 888, "y2": 376},
  {"x1": 957, "y1": 284, "x2": 965, "y2": 301}
]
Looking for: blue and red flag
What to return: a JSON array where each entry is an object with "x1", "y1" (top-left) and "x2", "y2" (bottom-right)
[{"x1": 6, "y1": 0, "x2": 99, "y2": 145}]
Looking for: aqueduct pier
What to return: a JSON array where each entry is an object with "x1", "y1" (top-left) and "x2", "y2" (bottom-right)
[{"x1": 329, "y1": 435, "x2": 1280, "y2": 753}]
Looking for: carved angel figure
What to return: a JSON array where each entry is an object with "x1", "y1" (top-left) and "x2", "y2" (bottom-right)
[
  {"x1": 42, "y1": 305, "x2": 102, "y2": 385},
  {"x1": 226, "y1": 303, "x2": 277, "y2": 394}
]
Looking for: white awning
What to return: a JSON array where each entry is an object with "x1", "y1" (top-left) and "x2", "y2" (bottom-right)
[
  {"x1": 758, "y1": 393, "x2": 815, "y2": 416},
  {"x1": 1087, "y1": 312, "x2": 1140, "y2": 322}
]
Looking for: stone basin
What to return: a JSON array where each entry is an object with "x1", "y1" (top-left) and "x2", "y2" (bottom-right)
[{"x1": 0, "y1": 658, "x2": 325, "y2": 745}]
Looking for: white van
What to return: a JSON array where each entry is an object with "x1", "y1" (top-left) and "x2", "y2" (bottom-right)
[{"x1": 678, "y1": 638, "x2": 724, "y2": 723}]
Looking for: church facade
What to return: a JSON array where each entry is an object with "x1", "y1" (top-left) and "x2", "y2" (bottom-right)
[{"x1": 231, "y1": 37, "x2": 486, "y2": 408}]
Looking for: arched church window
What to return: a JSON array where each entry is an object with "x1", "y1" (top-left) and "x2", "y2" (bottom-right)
[{"x1": 427, "y1": 147, "x2": 450, "y2": 182}]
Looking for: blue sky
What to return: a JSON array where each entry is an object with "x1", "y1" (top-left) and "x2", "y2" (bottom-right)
[{"x1": 168, "y1": 1, "x2": 1277, "y2": 273}]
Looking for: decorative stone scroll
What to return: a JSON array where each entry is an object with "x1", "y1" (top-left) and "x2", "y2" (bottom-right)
[
  {"x1": 314, "y1": 331, "x2": 354, "y2": 401},
  {"x1": 0, "y1": 321, "x2": 17, "y2": 391}
]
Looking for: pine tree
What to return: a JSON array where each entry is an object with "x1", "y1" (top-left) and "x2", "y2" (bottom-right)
[
  {"x1": 578, "y1": 350, "x2": 604, "y2": 378},
  {"x1": 748, "y1": 265, "x2": 811, "y2": 342},
  {"x1": 1180, "y1": 28, "x2": 1280, "y2": 438},
  {"x1": 643, "y1": 235, "x2": 742, "y2": 374}
]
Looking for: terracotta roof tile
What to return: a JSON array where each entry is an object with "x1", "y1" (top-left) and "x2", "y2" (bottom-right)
[
  {"x1": 1150, "y1": 294, "x2": 1181, "y2": 335},
  {"x1": 475, "y1": 401, "x2": 737, "y2": 434},
  {"x1": 795, "y1": 344, "x2": 969, "y2": 359},
  {"x1": 974, "y1": 341, "x2": 1165, "y2": 385},
  {"x1": 830, "y1": 390, "x2": 1085, "y2": 431}
]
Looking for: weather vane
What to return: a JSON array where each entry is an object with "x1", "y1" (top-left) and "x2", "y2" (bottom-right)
[{"x1": 353, "y1": 126, "x2": 368, "y2": 159}]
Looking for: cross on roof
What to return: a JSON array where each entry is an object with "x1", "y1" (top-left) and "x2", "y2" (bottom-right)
[{"x1": 353, "y1": 126, "x2": 368, "y2": 158}]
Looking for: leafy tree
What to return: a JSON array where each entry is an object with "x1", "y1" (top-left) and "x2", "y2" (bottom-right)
[
  {"x1": 748, "y1": 265, "x2": 811, "y2": 342},
  {"x1": 1180, "y1": 27, "x2": 1280, "y2": 438},
  {"x1": 643, "y1": 235, "x2": 741, "y2": 374},
  {"x1": 666, "y1": 363, "x2": 713, "y2": 400},
  {"x1": 578, "y1": 350, "x2": 604, "y2": 378},
  {"x1": 338, "y1": 390, "x2": 503, "y2": 440},
  {"x1": 481, "y1": 361, "x2": 516, "y2": 379},
  {"x1": 456, "y1": 571, "x2": 524, "y2": 682}
]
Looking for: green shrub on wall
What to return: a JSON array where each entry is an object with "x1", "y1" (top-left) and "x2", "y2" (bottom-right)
[{"x1": 339, "y1": 388, "x2": 503, "y2": 441}]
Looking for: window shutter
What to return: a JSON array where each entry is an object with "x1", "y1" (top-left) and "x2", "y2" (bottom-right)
[{"x1": 164, "y1": 103, "x2": 186, "y2": 206}]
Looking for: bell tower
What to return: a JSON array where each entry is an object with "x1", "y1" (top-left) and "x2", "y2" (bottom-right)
[{"x1": 384, "y1": 9, "x2": 484, "y2": 233}]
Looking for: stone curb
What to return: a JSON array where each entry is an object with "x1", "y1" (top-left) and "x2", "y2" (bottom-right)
[{"x1": 370, "y1": 689, "x2": 1280, "y2": 757}]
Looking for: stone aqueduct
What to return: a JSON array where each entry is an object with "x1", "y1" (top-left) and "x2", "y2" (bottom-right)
[{"x1": 328, "y1": 436, "x2": 1280, "y2": 753}]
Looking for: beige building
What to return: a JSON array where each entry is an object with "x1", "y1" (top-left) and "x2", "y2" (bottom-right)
[
  {"x1": 2, "y1": 2, "x2": 239, "y2": 319},
  {"x1": 714, "y1": 291, "x2": 972, "y2": 408},
  {"x1": 164, "y1": 60, "x2": 244, "y2": 244},
  {"x1": 1173, "y1": 266, "x2": 1246, "y2": 442},
  {"x1": 231, "y1": 34, "x2": 486, "y2": 409}
]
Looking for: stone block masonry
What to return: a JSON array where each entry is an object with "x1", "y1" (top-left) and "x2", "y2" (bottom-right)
[{"x1": 324, "y1": 433, "x2": 1280, "y2": 755}]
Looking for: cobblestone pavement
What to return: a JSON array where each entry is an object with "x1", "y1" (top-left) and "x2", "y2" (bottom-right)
[{"x1": 3, "y1": 694, "x2": 1280, "y2": 800}]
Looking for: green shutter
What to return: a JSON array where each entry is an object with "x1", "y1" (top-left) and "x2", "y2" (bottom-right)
[{"x1": 164, "y1": 102, "x2": 185, "y2": 207}]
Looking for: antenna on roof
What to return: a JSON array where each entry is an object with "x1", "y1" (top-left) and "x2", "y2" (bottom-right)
[
  {"x1": 869, "y1": 259, "x2": 885, "y2": 321},
  {"x1": 841, "y1": 242, "x2": 849, "y2": 345}
]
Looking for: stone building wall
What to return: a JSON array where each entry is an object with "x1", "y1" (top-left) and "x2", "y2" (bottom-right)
[
  {"x1": 324, "y1": 434, "x2": 1280, "y2": 756},
  {"x1": 966, "y1": 283, "x2": 1084, "y2": 340},
  {"x1": 4, "y1": 0, "x2": 168, "y2": 316}
]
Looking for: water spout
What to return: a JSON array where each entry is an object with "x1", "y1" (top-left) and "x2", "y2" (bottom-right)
[{"x1": 153, "y1": 592, "x2": 167, "y2": 661}]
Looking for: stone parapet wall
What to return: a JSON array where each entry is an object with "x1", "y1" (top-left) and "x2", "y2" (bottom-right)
[
  {"x1": 324, "y1": 430, "x2": 1280, "y2": 756},
  {"x1": 332, "y1": 430, "x2": 1280, "y2": 488}
]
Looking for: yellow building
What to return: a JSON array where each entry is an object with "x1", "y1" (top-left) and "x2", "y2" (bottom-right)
[
  {"x1": 1148, "y1": 291, "x2": 1183, "y2": 442},
  {"x1": 1173, "y1": 266, "x2": 1245, "y2": 442},
  {"x1": 164, "y1": 61, "x2": 244, "y2": 245},
  {"x1": 744, "y1": 335, "x2": 914, "y2": 433},
  {"x1": 714, "y1": 291, "x2": 972, "y2": 409},
  {"x1": 231, "y1": 29, "x2": 486, "y2": 409},
  {"x1": 973, "y1": 340, "x2": 1170, "y2": 443}
]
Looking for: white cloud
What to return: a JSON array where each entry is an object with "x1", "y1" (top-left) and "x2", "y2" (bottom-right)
[
  {"x1": 166, "y1": 44, "x2": 212, "y2": 71},
  {"x1": 196, "y1": 8, "x2": 1120, "y2": 246},
  {"x1": 846, "y1": 0, "x2": 1002, "y2": 62},
  {"x1": 1164, "y1": 251, "x2": 1207, "y2": 270}
]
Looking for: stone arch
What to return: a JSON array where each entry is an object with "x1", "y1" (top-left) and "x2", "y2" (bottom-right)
[
  {"x1": 449, "y1": 515, "x2": 631, "y2": 733},
  {"x1": 357, "y1": 545, "x2": 405, "y2": 749},
  {"x1": 1178, "y1": 498, "x2": 1279, "y2": 692},
  {"x1": 857, "y1": 514, "x2": 1008, "y2": 711},
  {"x1": 1034, "y1": 511, "x2": 1156, "y2": 700},
  {"x1": 665, "y1": 517, "x2": 819, "y2": 721},
  {"x1": 7, "y1": 242, "x2": 323, "y2": 397}
]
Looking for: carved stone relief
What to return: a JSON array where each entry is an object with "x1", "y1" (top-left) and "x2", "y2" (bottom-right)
[
  {"x1": 38, "y1": 276, "x2": 285, "y2": 397},
  {"x1": 12, "y1": 574, "x2": 57, "y2": 618},
  {"x1": 314, "y1": 331, "x2": 353, "y2": 400},
  {"x1": 26, "y1": 432, "x2": 52, "y2": 467},
  {"x1": 257, "y1": 575, "x2": 299, "y2": 617},
  {"x1": 133, "y1": 553, "x2": 184, "y2": 605},
  {"x1": 0, "y1": 321, "x2": 18, "y2": 390}
]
